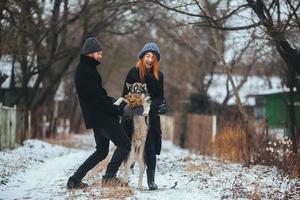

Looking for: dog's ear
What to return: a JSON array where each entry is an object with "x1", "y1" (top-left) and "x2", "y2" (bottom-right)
[
  {"x1": 142, "y1": 84, "x2": 148, "y2": 93},
  {"x1": 126, "y1": 82, "x2": 132, "y2": 90}
]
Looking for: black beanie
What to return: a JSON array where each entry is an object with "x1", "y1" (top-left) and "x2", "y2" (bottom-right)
[{"x1": 81, "y1": 37, "x2": 103, "y2": 55}]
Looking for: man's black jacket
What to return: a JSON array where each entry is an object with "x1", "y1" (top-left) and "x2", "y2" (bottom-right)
[{"x1": 75, "y1": 55, "x2": 122, "y2": 129}]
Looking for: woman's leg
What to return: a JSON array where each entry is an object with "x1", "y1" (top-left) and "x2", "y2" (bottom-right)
[{"x1": 145, "y1": 115, "x2": 161, "y2": 190}]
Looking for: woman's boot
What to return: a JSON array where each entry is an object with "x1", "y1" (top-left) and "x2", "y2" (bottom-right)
[{"x1": 147, "y1": 169, "x2": 158, "y2": 190}]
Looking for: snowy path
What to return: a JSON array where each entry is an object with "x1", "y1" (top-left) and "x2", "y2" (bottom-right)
[
  {"x1": 1, "y1": 150, "x2": 89, "y2": 199},
  {"x1": 0, "y1": 134, "x2": 299, "y2": 200}
]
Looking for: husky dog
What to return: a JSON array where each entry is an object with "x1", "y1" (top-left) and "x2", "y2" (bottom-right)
[
  {"x1": 126, "y1": 82, "x2": 148, "y2": 96},
  {"x1": 123, "y1": 82, "x2": 151, "y2": 189}
]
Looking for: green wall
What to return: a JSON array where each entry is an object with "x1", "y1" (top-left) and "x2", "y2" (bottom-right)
[{"x1": 264, "y1": 93, "x2": 300, "y2": 128}]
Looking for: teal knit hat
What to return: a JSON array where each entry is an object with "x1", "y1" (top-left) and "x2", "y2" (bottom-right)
[{"x1": 138, "y1": 42, "x2": 160, "y2": 61}]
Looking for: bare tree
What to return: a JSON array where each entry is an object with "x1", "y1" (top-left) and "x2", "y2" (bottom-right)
[
  {"x1": 0, "y1": 0, "x2": 154, "y2": 136},
  {"x1": 151, "y1": 0, "x2": 300, "y2": 153}
]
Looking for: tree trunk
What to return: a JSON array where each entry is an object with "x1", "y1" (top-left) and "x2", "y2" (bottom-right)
[
  {"x1": 288, "y1": 85, "x2": 298, "y2": 153},
  {"x1": 208, "y1": 24, "x2": 252, "y2": 166},
  {"x1": 70, "y1": 97, "x2": 82, "y2": 133}
]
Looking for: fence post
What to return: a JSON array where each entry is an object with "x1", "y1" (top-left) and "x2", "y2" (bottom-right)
[
  {"x1": 28, "y1": 110, "x2": 31, "y2": 138},
  {"x1": 212, "y1": 115, "x2": 217, "y2": 143},
  {"x1": 1, "y1": 104, "x2": 11, "y2": 149},
  {"x1": 9, "y1": 105, "x2": 17, "y2": 148},
  {"x1": 0, "y1": 103, "x2": 3, "y2": 149},
  {"x1": 6, "y1": 105, "x2": 11, "y2": 149},
  {"x1": 0, "y1": 104, "x2": 23, "y2": 150}
]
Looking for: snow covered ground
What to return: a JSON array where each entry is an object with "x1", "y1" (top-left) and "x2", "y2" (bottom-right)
[{"x1": 0, "y1": 133, "x2": 299, "y2": 200}]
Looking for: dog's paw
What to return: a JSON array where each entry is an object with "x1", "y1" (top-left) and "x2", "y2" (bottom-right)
[
  {"x1": 137, "y1": 185, "x2": 143, "y2": 190},
  {"x1": 113, "y1": 97, "x2": 126, "y2": 106},
  {"x1": 120, "y1": 177, "x2": 129, "y2": 184},
  {"x1": 143, "y1": 107, "x2": 150, "y2": 115}
]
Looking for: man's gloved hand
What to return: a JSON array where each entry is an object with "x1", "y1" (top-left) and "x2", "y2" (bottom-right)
[
  {"x1": 112, "y1": 100, "x2": 127, "y2": 117},
  {"x1": 119, "y1": 101, "x2": 127, "y2": 111},
  {"x1": 111, "y1": 97, "x2": 117, "y2": 103}
]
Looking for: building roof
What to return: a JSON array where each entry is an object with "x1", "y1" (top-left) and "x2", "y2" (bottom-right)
[
  {"x1": 0, "y1": 55, "x2": 38, "y2": 89},
  {"x1": 205, "y1": 74, "x2": 284, "y2": 106},
  {"x1": 253, "y1": 87, "x2": 297, "y2": 96},
  {"x1": 0, "y1": 55, "x2": 65, "y2": 101},
  {"x1": 0, "y1": 55, "x2": 12, "y2": 88}
]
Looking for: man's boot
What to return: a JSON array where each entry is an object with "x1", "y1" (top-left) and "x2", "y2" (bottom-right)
[
  {"x1": 102, "y1": 174, "x2": 128, "y2": 187},
  {"x1": 67, "y1": 176, "x2": 88, "y2": 189},
  {"x1": 147, "y1": 169, "x2": 158, "y2": 190}
]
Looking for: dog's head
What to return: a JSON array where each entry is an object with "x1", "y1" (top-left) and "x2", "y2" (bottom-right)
[
  {"x1": 126, "y1": 82, "x2": 151, "y2": 116},
  {"x1": 126, "y1": 82, "x2": 148, "y2": 96}
]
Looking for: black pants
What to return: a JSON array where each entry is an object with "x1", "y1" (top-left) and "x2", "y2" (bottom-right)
[
  {"x1": 121, "y1": 115, "x2": 162, "y2": 170},
  {"x1": 73, "y1": 116, "x2": 131, "y2": 181},
  {"x1": 146, "y1": 115, "x2": 162, "y2": 170}
]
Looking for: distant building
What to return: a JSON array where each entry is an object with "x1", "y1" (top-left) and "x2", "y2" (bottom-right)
[
  {"x1": 205, "y1": 74, "x2": 284, "y2": 106},
  {"x1": 200, "y1": 74, "x2": 297, "y2": 134},
  {"x1": 254, "y1": 89, "x2": 300, "y2": 137},
  {"x1": 0, "y1": 55, "x2": 13, "y2": 88},
  {"x1": 0, "y1": 55, "x2": 65, "y2": 106}
]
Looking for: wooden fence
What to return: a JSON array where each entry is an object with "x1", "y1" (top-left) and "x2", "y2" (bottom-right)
[
  {"x1": 0, "y1": 103, "x2": 26, "y2": 150},
  {"x1": 160, "y1": 113, "x2": 217, "y2": 155},
  {"x1": 160, "y1": 115, "x2": 174, "y2": 140},
  {"x1": 173, "y1": 112, "x2": 217, "y2": 154},
  {"x1": 186, "y1": 114, "x2": 217, "y2": 154},
  {"x1": 173, "y1": 112, "x2": 186, "y2": 147}
]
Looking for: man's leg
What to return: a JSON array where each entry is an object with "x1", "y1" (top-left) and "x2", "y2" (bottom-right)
[
  {"x1": 67, "y1": 128, "x2": 109, "y2": 189},
  {"x1": 100, "y1": 117, "x2": 131, "y2": 177},
  {"x1": 121, "y1": 116, "x2": 133, "y2": 139}
]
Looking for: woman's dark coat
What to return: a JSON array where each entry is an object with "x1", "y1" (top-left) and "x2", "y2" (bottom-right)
[{"x1": 122, "y1": 67, "x2": 164, "y2": 155}]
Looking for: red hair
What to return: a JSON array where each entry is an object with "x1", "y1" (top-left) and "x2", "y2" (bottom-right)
[{"x1": 136, "y1": 53, "x2": 159, "y2": 82}]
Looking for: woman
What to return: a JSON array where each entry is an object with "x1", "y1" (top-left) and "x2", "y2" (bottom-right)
[{"x1": 121, "y1": 42, "x2": 164, "y2": 190}]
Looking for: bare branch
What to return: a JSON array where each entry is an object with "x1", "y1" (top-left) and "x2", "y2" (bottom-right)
[
  {"x1": 150, "y1": 0, "x2": 207, "y2": 18},
  {"x1": 191, "y1": 21, "x2": 262, "y2": 31},
  {"x1": 286, "y1": 0, "x2": 300, "y2": 29}
]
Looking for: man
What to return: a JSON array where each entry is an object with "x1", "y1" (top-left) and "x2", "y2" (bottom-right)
[{"x1": 67, "y1": 37, "x2": 131, "y2": 189}]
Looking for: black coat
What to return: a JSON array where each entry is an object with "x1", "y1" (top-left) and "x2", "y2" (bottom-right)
[
  {"x1": 121, "y1": 67, "x2": 164, "y2": 155},
  {"x1": 74, "y1": 55, "x2": 122, "y2": 129},
  {"x1": 122, "y1": 67, "x2": 164, "y2": 113}
]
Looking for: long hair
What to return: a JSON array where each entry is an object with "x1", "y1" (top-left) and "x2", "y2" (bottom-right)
[{"x1": 136, "y1": 54, "x2": 159, "y2": 82}]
